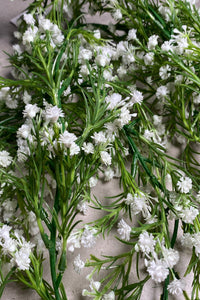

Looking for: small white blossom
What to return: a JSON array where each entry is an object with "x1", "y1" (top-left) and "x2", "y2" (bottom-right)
[
  {"x1": 0, "y1": 151, "x2": 12, "y2": 167},
  {"x1": 179, "y1": 206, "x2": 198, "y2": 224},
  {"x1": 59, "y1": 131, "x2": 77, "y2": 148},
  {"x1": 112, "y1": 9, "x2": 122, "y2": 21},
  {"x1": 147, "y1": 35, "x2": 159, "y2": 50},
  {"x1": 131, "y1": 90, "x2": 143, "y2": 105},
  {"x1": 103, "y1": 291, "x2": 115, "y2": 300},
  {"x1": 117, "y1": 219, "x2": 131, "y2": 241},
  {"x1": 82, "y1": 142, "x2": 94, "y2": 154},
  {"x1": 70, "y1": 142, "x2": 80, "y2": 156},
  {"x1": 135, "y1": 231, "x2": 155, "y2": 254},
  {"x1": 89, "y1": 176, "x2": 98, "y2": 188},
  {"x1": 167, "y1": 278, "x2": 185, "y2": 296},
  {"x1": 81, "y1": 227, "x2": 97, "y2": 248},
  {"x1": 92, "y1": 131, "x2": 107, "y2": 144},
  {"x1": 146, "y1": 259, "x2": 169, "y2": 283},
  {"x1": 45, "y1": 106, "x2": 64, "y2": 123},
  {"x1": 162, "y1": 247, "x2": 179, "y2": 268},
  {"x1": 105, "y1": 93, "x2": 123, "y2": 110},
  {"x1": 23, "y1": 104, "x2": 40, "y2": 118},
  {"x1": 100, "y1": 151, "x2": 112, "y2": 166},
  {"x1": 156, "y1": 85, "x2": 169, "y2": 100},
  {"x1": 144, "y1": 52, "x2": 154, "y2": 65},
  {"x1": 177, "y1": 176, "x2": 192, "y2": 194},
  {"x1": 73, "y1": 254, "x2": 85, "y2": 274},
  {"x1": 23, "y1": 13, "x2": 35, "y2": 25},
  {"x1": 159, "y1": 65, "x2": 171, "y2": 80},
  {"x1": 127, "y1": 29, "x2": 137, "y2": 41}
]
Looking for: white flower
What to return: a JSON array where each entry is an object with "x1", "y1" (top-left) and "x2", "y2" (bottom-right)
[
  {"x1": 23, "y1": 13, "x2": 35, "y2": 25},
  {"x1": 146, "y1": 259, "x2": 169, "y2": 283},
  {"x1": 0, "y1": 225, "x2": 12, "y2": 240},
  {"x1": 131, "y1": 193, "x2": 151, "y2": 217},
  {"x1": 23, "y1": 104, "x2": 40, "y2": 118},
  {"x1": 117, "y1": 107, "x2": 136, "y2": 128},
  {"x1": 117, "y1": 219, "x2": 131, "y2": 241},
  {"x1": 0, "y1": 151, "x2": 12, "y2": 167},
  {"x1": 100, "y1": 151, "x2": 112, "y2": 166},
  {"x1": 136, "y1": 231, "x2": 155, "y2": 254},
  {"x1": 70, "y1": 142, "x2": 80, "y2": 156},
  {"x1": 14, "y1": 248, "x2": 31, "y2": 270},
  {"x1": 105, "y1": 93, "x2": 122, "y2": 110},
  {"x1": 45, "y1": 106, "x2": 64, "y2": 123},
  {"x1": 127, "y1": 29, "x2": 137, "y2": 41},
  {"x1": 77, "y1": 201, "x2": 88, "y2": 215},
  {"x1": 104, "y1": 168, "x2": 115, "y2": 181},
  {"x1": 17, "y1": 124, "x2": 31, "y2": 139},
  {"x1": 78, "y1": 48, "x2": 92, "y2": 63},
  {"x1": 161, "y1": 41, "x2": 173, "y2": 52},
  {"x1": 38, "y1": 16, "x2": 52, "y2": 31},
  {"x1": 82, "y1": 142, "x2": 94, "y2": 154},
  {"x1": 22, "y1": 26, "x2": 38, "y2": 45},
  {"x1": 179, "y1": 206, "x2": 198, "y2": 224},
  {"x1": 162, "y1": 247, "x2": 179, "y2": 268},
  {"x1": 59, "y1": 130, "x2": 77, "y2": 148},
  {"x1": 67, "y1": 230, "x2": 81, "y2": 252},
  {"x1": 159, "y1": 65, "x2": 171, "y2": 80},
  {"x1": 144, "y1": 52, "x2": 154, "y2": 65},
  {"x1": 73, "y1": 254, "x2": 85, "y2": 274},
  {"x1": 95, "y1": 54, "x2": 110, "y2": 67},
  {"x1": 92, "y1": 131, "x2": 107, "y2": 144},
  {"x1": 167, "y1": 278, "x2": 185, "y2": 296},
  {"x1": 156, "y1": 85, "x2": 169, "y2": 100},
  {"x1": 177, "y1": 176, "x2": 192, "y2": 193},
  {"x1": 112, "y1": 9, "x2": 122, "y2": 21},
  {"x1": 103, "y1": 291, "x2": 115, "y2": 300},
  {"x1": 131, "y1": 90, "x2": 143, "y2": 104},
  {"x1": 89, "y1": 176, "x2": 98, "y2": 188},
  {"x1": 181, "y1": 233, "x2": 194, "y2": 249},
  {"x1": 125, "y1": 193, "x2": 134, "y2": 205},
  {"x1": 147, "y1": 35, "x2": 159, "y2": 50},
  {"x1": 89, "y1": 280, "x2": 101, "y2": 292},
  {"x1": 23, "y1": 91, "x2": 32, "y2": 104},
  {"x1": 81, "y1": 227, "x2": 97, "y2": 248},
  {"x1": 192, "y1": 232, "x2": 200, "y2": 255}
]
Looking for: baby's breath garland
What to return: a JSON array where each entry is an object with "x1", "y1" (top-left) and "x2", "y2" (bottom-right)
[{"x1": 0, "y1": 0, "x2": 200, "y2": 299}]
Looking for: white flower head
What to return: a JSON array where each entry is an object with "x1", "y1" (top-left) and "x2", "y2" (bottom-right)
[
  {"x1": 179, "y1": 206, "x2": 198, "y2": 224},
  {"x1": 0, "y1": 151, "x2": 12, "y2": 167},
  {"x1": 23, "y1": 13, "x2": 35, "y2": 25},
  {"x1": 136, "y1": 231, "x2": 155, "y2": 254},
  {"x1": 82, "y1": 142, "x2": 94, "y2": 154},
  {"x1": 162, "y1": 247, "x2": 179, "y2": 268},
  {"x1": 103, "y1": 291, "x2": 115, "y2": 300},
  {"x1": 81, "y1": 227, "x2": 97, "y2": 248},
  {"x1": 59, "y1": 130, "x2": 77, "y2": 148},
  {"x1": 131, "y1": 90, "x2": 143, "y2": 105},
  {"x1": 147, "y1": 35, "x2": 159, "y2": 50},
  {"x1": 100, "y1": 151, "x2": 112, "y2": 166},
  {"x1": 177, "y1": 176, "x2": 192, "y2": 194},
  {"x1": 127, "y1": 28, "x2": 137, "y2": 41},
  {"x1": 167, "y1": 278, "x2": 185, "y2": 296},
  {"x1": 73, "y1": 254, "x2": 85, "y2": 274},
  {"x1": 70, "y1": 142, "x2": 80, "y2": 156},
  {"x1": 23, "y1": 104, "x2": 40, "y2": 118},
  {"x1": 89, "y1": 176, "x2": 98, "y2": 188},
  {"x1": 105, "y1": 93, "x2": 122, "y2": 110},
  {"x1": 146, "y1": 259, "x2": 169, "y2": 283},
  {"x1": 45, "y1": 106, "x2": 64, "y2": 123},
  {"x1": 92, "y1": 131, "x2": 107, "y2": 144},
  {"x1": 117, "y1": 219, "x2": 131, "y2": 241}
]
